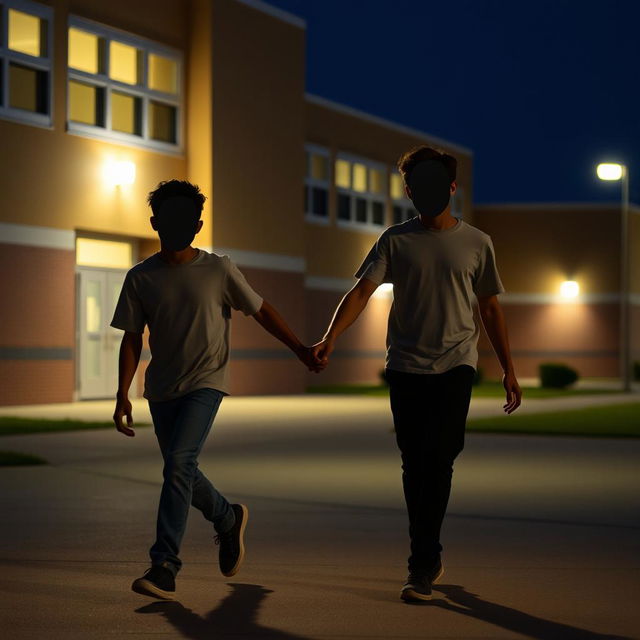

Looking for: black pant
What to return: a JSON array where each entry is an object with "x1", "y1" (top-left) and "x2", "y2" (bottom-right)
[{"x1": 386, "y1": 364, "x2": 475, "y2": 574}]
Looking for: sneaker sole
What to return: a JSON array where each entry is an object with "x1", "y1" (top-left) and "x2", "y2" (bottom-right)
[
  {"x1": 432, "y1": 565, "x2": 445, "y2": 584},
  {"x1": 221, "y1": 503, "x2": 249, "y2": 577},
  {"x1": 400, "y1": 587, "x2": 432, "y2": 602},
  {"x1": 131, "y1": 577, "x2": 175, "y2": 601}
]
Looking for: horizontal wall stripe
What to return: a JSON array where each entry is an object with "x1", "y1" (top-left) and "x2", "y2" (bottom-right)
[
  {"x1": 201, "y1": 246, "x2": 306, "y2": 274},
  {"x1": 0, "y1": 222, "x2": 75, "y2": 250},
  {"x1": 231, "y1": 349, "x2": 296, "y2": 360},
  {"x1": 479, "y1": 349, "x2": 619, "y2": 358},
  {"x1": 234, "y1": 0, "x2": 306, "y2": 29},
  {"x1": 305, "y1": 93, "x2": 473, "y2": 156},
  {"x1": 332, "y1": 349, "x2": 386, "y2": 359},
  {"x1": 0, "y1": 347, "x2": 73, "y2": 360}
]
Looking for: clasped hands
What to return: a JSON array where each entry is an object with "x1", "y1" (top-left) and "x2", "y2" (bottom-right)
[{"x1": 294, "y1": 337, "x2": 336, "y2": 373}]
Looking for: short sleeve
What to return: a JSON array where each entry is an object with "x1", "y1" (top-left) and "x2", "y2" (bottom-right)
[
  {"x1": 354, "y1": 232, "x2": 392, "y2": 285},
  {"x1": 473, "y1": 237, "x2": 505, "y2": 298},
  {"x1": 110, "y1": 272, "x2": 146, "y2": 333},
  {"x1": 222, "y1": 257, "x2": 264, "y2": 316}
]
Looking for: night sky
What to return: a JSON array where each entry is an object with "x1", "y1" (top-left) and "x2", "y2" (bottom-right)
[{"x1": 265, "y1": 0, "x2": 639, "y2": 205}]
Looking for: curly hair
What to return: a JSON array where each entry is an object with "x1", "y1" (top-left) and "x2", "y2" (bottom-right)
[
  {"x1": 147, "y1": 180, "x2": 207, "y2": 217},
  {"x1": 397, "y1": 145, "x2": 457, "y2": 186}
]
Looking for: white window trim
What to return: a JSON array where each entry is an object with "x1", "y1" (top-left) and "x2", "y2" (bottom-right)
[
  {"x1": 335, "y1": 151, "x2": 387, "y2": 230},
  {"x1": 304, "y1": 143, "x2": 331, "y2": 226},
  {"x1": 0, "y1": 0, "x2": 54, "y2": 129},
  {"x1": 66, "y1": 15, "x2": 184, "y2": 156}
]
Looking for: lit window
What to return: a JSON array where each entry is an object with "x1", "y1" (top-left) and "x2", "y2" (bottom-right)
[
  {"x1": 111, "y1": 91, "x2": 141, "y2": 135},
  {"x1": 335, "y1": 159, "x2": 351, "y2": 189},
  {"x1": 149, "y1": 53, "x2": 177, "y2": 94},
  {"x1": 9, "y1": 63, "x2": 47, "y2": 113},
  {"x1": 353, "y1": 163, "x2": 367, "y2": 192},
  {"x1": 69, "y1": 80, "x2": 103, "y2": 125},
  {"x1": 390, "y1": 173, "x2": 405, "y2": 200},
  {"x1": 335, "y1": 153, "x2": 387, "y2": 229},
  {"x1": 68, "y1": 28, "x2": 102, "y2": 74},
  {"x1": 109, "y1": 41, "x2": 140, "y2": 85},
  {"x1": 76, "y1": 237, "x2": 133, "y2": 269},
  {"x1": 305, "y1": 145, "x2": 330, "y2": 222},
  {"x1": 8, "y1": 8, "x2": 43, "y2": 57},
  {"x1": 66, "y1": 17, "x2": 182, "y2": 151},
  {"x1": 149, "y1": 101, "x2": 176, "y2": 143},
  {"x1": 1, "y1": 1, "x2": 53, "y2": 127}
]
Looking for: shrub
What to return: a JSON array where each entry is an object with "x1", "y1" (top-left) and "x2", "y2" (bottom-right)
[{"x1": 539, "y1": 362, "x2": 579, "y2": 389}]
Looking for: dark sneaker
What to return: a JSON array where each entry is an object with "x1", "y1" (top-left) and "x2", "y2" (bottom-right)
[
  {"x1": 131, "y1": 564, "x2": 175, "y2": 600},
  {"x1": 215, "y1": 503, "x2": 248, "y2": 577},
  {"x1": 400, "y1": 574, "x2": 432, "y2": 602}
]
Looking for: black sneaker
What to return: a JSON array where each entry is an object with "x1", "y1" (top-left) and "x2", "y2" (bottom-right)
[
  {"x1": 400, "y1": 573, "x2": 432, "y2": 602},
  {"x1": 131, "y1": 564, "x2": 176, "y2": 600},
  {"x1": 215, "y1": 503, "x2": 248, "y2": 577}
]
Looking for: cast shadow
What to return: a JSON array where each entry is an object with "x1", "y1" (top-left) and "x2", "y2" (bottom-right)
[
  {"x1": 135, "y1": 582, "x2": 309, "y2": 639},
  {"x1": 413, "y1": 583, "x2": 633, "y2": 640}
]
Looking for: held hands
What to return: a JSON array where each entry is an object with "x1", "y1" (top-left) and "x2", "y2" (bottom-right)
[
  {"x1": 293, "y1": 337, "x2": 336, "y2": 373},
  {"x1": 113, "y1": 393, "x2": 135, "y2": 437}
]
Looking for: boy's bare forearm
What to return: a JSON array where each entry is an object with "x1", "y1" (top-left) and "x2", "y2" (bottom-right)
[
  {"x1": 117, "y1": 336, "x2": 142, "y2": 397},
  {"x1": 479, "y1": 304, "x2": 515, "y2": 374},
  {"x1": 253, "y1": 300, "x2": 304, "y2": 354},
  {"x1": 324, "y1": 281, "x2": 376, "y2": 343}
]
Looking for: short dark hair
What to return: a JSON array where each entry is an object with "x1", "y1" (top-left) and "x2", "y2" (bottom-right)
[
  {"x1": 147, "y1": 180, "x2": 207, "y2": 217},
  {"x1": 397, "y1": 145, "x2": 457, "y2": 186}
]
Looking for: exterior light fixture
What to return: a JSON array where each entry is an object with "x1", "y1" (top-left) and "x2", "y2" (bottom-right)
[
  {"x1": 104, "y1": 160, "x2": 136, "y2": 186},
  {"x1": 596, "y1": 163, "x2": 623, "y2": 181},
  {"x1": 559, "y1": 280, "x2": 579, "y2": 299}
]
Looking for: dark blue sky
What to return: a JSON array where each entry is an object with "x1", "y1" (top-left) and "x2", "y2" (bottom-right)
[{"x1": 266, "y1": 0, "x2": 639, "y2": 205}]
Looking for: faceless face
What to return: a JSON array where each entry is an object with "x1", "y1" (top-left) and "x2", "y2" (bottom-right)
[
  {"x1": 407, "y1": 160, "x2": 452, "y2": 218},
  {"x1": 152, "y1": 196, "x2": 200, "y2": 251}
]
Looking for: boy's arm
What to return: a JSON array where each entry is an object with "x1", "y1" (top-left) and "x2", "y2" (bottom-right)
[
  {"x1": 477, "y1": 294, "x2": 522, "y2": 414},
  {"x1": 253, "y1": 300, "x2": 324, "y2": 372},
  {"x1": 311, "y1": 277, "x2": 379, "y2": 363},
  {"x1": 113, "y1": 331, "x2": 143, "y2": 436}
]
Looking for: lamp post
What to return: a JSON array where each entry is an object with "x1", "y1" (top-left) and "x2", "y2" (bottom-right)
[{"x1": 596, "y1": 162, "x2": 631, "y2": 392}]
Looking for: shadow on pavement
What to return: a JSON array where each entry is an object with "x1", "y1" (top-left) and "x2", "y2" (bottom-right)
[
  {"x1": 417, "y1": 583, "x2": 633, "y2": 640},
  {"x1": 135, "y1": 582, "x2": 309, "y2": 639}
]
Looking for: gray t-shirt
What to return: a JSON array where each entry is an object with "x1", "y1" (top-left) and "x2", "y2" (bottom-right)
[
  {"x1": 355, "y1": 217, "x2": 505, "y2": 374},
  {"x1": 110, "y1": 249, "x2": 263, "y2": 401}
]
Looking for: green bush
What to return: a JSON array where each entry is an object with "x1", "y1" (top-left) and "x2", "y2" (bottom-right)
[
  {"x1": 473, "y1": 367, "x2": 483, "y2": 386},
  {"x1": 633, "y1": 361, "x2": 640, "y2": 382},
  {"x1": 539, "y1": 362, "x2": 579, "y2": 389}
]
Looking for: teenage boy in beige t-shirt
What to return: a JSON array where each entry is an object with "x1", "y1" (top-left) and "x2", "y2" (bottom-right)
[{"x1": 312, "y1": 146, "x2": 522, "y2": 603}]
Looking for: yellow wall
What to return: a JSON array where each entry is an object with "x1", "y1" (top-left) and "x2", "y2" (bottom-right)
[{"x1": 210, "y1": 0, "x2": 306, "y2": 256}]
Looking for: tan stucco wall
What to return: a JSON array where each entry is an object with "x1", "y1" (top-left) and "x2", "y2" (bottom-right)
[{"x1": 210, "y1": 0, "x2": 306, "y2": 256}]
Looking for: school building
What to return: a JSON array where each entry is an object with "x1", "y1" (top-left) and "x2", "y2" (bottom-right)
[{"x1": 1, "y1": 0, "x2": 638, "y2": 406}]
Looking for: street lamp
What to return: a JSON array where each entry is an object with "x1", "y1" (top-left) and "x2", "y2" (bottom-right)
[{"x1": 596, "y1": 162, "x2": 631, "y2": 392}]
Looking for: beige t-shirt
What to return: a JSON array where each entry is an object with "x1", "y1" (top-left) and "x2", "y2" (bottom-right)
[
  {"x1": 355, "y1": 217, "x2": 505, "y2": 374},
  {"x1": 110, "y1": 249, "x2": 263, "y2": 401}
]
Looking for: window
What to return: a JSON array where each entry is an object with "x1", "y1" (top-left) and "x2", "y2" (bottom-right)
[
  {"x1": 390, "y1": 171, "x2": 417, "y2": 224},
  {"x1": 304, "y1": 143, "x2": 330, "y2": 224},
  {"x1": 67, "y1": 16, "x2": 182, "y2": 153},
  {"x1": 335, "y1": 153, "x2": 387, "y2": 230},
  {"x1": 0, "y1": 0, "x2": 53, "y2": 127}
]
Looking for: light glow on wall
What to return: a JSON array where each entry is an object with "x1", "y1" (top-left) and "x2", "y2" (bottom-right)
[
  {"x1": 103, "y1": 160, "x2": 136, "y2": 186},
  {"x1": 560, "y1": 280, "x2": 580, "y2": 299},
  {"x1": 596, "y1": 163, "x2": 623, "y2": 181}
]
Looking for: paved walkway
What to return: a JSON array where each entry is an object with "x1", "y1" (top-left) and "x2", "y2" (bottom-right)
[{"x1": 0, "y1": 394, "x2": 638, "y2": 639}]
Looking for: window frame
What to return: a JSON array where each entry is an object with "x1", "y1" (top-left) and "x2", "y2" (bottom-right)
[
  {"x1": 66, "y1": 15, "x2": 183, "y2": 155},
  {"x1": 335, "y1": 151, "x2": 388, "y2": 233},
  {"x1": 304, "y1": 142, "x2": 331, "y2": 226},
  {"x1": 0, "y1": 0, "x2": 54, "y2": 128}
]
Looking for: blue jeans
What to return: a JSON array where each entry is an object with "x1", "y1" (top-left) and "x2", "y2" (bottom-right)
[{"x1": 147, "y1": 387, "x2": 236, "y2": 576}]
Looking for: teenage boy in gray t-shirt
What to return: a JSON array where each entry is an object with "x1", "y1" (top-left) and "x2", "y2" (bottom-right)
[
  {"x1": 111, "y1": 180, "x2": 323, "y2": 601},
  {"x1": 311, "y1": 146, "x2": 522, "y2": 603}
]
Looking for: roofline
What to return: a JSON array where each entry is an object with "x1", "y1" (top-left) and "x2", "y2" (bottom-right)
[
  {"x1": 475, "y1": 201, "x2": 640, "y2": 214},
  {"x1": 305, "y1": 93, "x2": 473, "y2": 157},
  {"x1": 234, "y1": 0, "x2": 306, "y2": 29}
]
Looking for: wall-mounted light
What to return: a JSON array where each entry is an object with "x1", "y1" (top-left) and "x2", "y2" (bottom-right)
[
  {"x1": 560, "y1": 280, "x2": 579, "y2": 299},
  {"x1": 103, "y1": 160, "x2": 136, "y2": 186}
]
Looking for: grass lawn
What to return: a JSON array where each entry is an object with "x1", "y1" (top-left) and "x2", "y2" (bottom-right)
[
  {"x1": 0, "y1": 450, "x2": 48, "y2": 466},
  {"x1": 307, "y1": 381, "x2": 623, "y2": 398},
  {"x1": 466, "y1": 402, "x2": 640, "y2": 438},
  {"x1": 0, "y1": 416, "x2": 151, "y2": 436}
]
